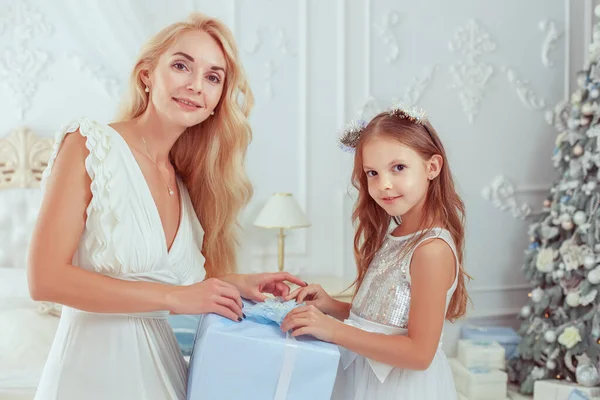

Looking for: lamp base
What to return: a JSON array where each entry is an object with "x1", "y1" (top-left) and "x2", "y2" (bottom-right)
[{"x1": 277, "y1": 228, "x2": 285, "y2": 272}]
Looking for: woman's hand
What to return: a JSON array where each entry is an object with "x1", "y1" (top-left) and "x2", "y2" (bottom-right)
[
  {"x1": 165, "y1": 278, "x2": 244, "y2": 321},
  {"x1": 222, "y1": 272, "x2": 307, "y2": 302},
  {"x1": 280, "y1": 305, "x2": 342, "y2": 343},
  {"x1": 284, "y1": 283, "x2": 335, "y2": 314}
]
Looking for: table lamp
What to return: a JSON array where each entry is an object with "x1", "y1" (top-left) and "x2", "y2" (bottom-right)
[{"x1": 253, "y1": 192, "x2": 310, "y2": 272}]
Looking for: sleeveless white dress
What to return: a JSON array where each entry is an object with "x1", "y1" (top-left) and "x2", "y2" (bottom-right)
[
  {"x1": 332, "y1": 228, "x2": 459, "y2": 400},
  {"x1": 34, "y1": 118, "x2": 206, "y2": 400}
]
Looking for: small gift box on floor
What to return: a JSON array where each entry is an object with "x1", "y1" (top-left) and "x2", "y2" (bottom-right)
[
  {"x1": 449, "y1": 358, "x2": 508, "y2": 400},
  {"x1": 187, "y1": 298, "x2": 340, "y2": 400},
  {"x1": 457, "y1": 392, "x2": 510, "y2": 400},
  {"x1": 534, "y1": 380, "x2": 600, "y2": 400},
  {"x1": 460, "y1": 325, "x2": 521, "y2": 359},
  {"x1": 457, "y1": 339, "x2": 505, "y2": 370}
]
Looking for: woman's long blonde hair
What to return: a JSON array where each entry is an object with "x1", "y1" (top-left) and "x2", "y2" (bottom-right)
[
  {"x1": 351, "y1": 112, "x2": 470, "y2": 321},
  {"x1": 116, "y1": 13, "x2": 254, "y2": 277}
]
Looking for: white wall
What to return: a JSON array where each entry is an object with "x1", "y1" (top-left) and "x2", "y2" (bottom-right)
[{"x1": 0, "y1": 0, "x2": 593, "y2": 354}]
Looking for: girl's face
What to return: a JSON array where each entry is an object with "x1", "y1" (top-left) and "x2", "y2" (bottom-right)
[
  {"x1": 144, "y1": 30, "x2": 226, "y2": 128},
  {"x1": 362, "y1": 134, "x2": 440, "y2": 218}
]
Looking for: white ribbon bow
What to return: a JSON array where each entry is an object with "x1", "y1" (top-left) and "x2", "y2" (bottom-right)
[{"x1": 338, "y1": 319, "x2": 395, "y2": 383}]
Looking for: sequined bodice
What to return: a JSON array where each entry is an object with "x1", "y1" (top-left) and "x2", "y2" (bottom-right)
[{"x1": 351, "y1": 228, "x2": 458, "y2": 328}]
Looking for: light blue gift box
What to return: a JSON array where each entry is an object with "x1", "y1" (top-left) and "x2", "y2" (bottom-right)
[
  {"x1": 167, "y1": 314, "x2": 201, "y2": 356},
  {"x1": 569, "y1": 389, "x2": 592, "y2": 400},
  {"x1": 460, "y1": 325, "x2": 522, "y2": 359},
  {"x1": 187, "y1": 300, "x2": 340, "y2": 400}
]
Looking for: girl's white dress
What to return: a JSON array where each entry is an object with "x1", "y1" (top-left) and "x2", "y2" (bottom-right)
[
  {"x1": 34, "y1": 118, "x2": 206, "y2": 400},
  {"x1": 332, "y1": 228, "x2": 459, "y2": 400}
]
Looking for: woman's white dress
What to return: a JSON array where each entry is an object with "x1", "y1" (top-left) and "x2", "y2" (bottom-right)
[
  {"x1": 34, "y1": 118, "x2": 206, "y2": 400},
  {"x1": 332, "y1": 228, "x2": 459, "y2": 400}
]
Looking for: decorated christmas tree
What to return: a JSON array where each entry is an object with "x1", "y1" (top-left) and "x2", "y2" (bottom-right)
[{"x1": 508, "y1": 7, "x2": 600, "y2": 394}]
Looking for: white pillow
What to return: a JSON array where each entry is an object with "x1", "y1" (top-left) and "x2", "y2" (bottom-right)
[
  {"x1": 0, "y1": 188, "x2": 42, "y2": 268},
  {"x1": 0, "y1": 268, "x2": 59, "y2": 392}
]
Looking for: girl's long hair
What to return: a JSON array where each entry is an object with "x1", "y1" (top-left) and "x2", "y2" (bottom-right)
[{"x1": 351, "y1": 112, "x2": 470, "y2": 321}]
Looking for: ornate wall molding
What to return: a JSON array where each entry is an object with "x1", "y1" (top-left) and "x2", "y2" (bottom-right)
[
  {"x1": 373, "y1": 10, "x2": 400, "y2": 63},
  {"x1": 539, "y1": 19, "x2": 564, "y2": 68},
  {"x1": 449, "y1": 19, "x2": 497, "y2": 124},
  {"x1": 0, "y1": 1, "x2": 53, "y2": 120},
  {"x1": 502, "y1": 66, "x2": 547, "y2": 110},
  {"x1": 243, "y1": 26, "x2": 297, "y2": 100},
  {"x1": 481, "y1": 175, "x2": 534, "y2": 220}
]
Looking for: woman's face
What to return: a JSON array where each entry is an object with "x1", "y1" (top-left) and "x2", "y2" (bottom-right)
[{"x1": 145, "y1": 30, "x2": 227, "y2": 128}]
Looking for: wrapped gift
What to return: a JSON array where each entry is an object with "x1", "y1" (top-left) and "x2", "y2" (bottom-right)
[
  {"x1": 457, "y1": 339, "x2": 505, "y2": 370},
  {"x1": 458, "y1": 392, "x2": 510, "y2": 400},
  {"x1": 569, "y1": 389, "x2": 597, "y2": 400},
  {"x1": 534, "y1": 380, "x2": 600, "y2": 400},
  {"x1": 167, "y1": 314, "x2": 201, "y2": 357},
  {"x1": 461, "y1": 325, "x2": 522, "y2": 359},
  {"x1": 450, "y1": 358, "x2": 508, "y2": 400},
  {"x1": 187, "y1": 299, "x2": 340, "y2": 400}
]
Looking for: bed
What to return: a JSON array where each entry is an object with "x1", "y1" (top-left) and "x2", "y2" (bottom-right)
[{"x1": 0, "y1": 127, "x2": 60, "y2": 399}]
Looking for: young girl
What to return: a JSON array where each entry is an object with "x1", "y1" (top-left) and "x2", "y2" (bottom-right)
[{"x1": 282, "y1": 105, "x2": 470, "y2": 399}]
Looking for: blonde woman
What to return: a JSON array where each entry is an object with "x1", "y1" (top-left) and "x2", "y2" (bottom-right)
[{"x1": 27, "y1": 13, "x2": 305, "y2": 400}]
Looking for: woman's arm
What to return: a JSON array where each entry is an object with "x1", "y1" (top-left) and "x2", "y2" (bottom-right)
[
  {"x1": 282, "y1": 239, "x2": 456, "y2": 370},
  {"x1": 28, "y1": 130, "x2": 242, "y2": 320}
]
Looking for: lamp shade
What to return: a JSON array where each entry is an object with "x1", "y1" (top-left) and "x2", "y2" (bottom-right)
[{"x1": 253, "y1": 193, "x2": 310, "y2": 229}]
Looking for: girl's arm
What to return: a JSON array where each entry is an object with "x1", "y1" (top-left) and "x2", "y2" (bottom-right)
[{"x1": 282, "y1": 238, "x2": 456, "y2": 371}]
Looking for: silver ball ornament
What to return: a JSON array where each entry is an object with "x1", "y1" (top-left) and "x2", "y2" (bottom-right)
[
  {"x1": 584, "y1": 255, "x2": 596, "y2": 269},
  {"x1": 544, "y1": 330, "x2": 557, "y2": 343},
  {"x1": 531, "y1": 288, "x2": 544, "y2": 303},
  {"x1": 574, "y1": 211, "x2": 588, "y2": 225},
  {"x1": 520, "y1": 305, "x2": 532, "y2": 318},
  {"x1": 589, "y1": 270, "x2": 600, "y2": 284},
  {"x1": 576, "y1": 362, "x2": 600, "y2": 387},
  {"x1": 566, "y1": 292, "x2": 580, "y2": 307}
]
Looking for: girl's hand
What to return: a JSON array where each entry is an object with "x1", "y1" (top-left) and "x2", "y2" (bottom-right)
[
  {"x1": 225, "y1": 272, "x2": 307, "y2": 302},
  {"x1": 165, "y1": 278, "x2": 244, "y2": 322},
  {"x1": 284, "y1": 284, "x2": 334, "y2": 314},
  {"x1": 280, "y1": 305, "x2": 342, "y2": 343}
]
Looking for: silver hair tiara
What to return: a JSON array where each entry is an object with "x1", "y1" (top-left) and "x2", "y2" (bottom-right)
[{"x1": 338, "y1": 104, "x2": 429, "y2": 152}]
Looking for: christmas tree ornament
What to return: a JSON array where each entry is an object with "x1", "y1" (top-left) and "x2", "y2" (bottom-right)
[
  {"x1": 566, "y1": 292, "x2": 581, "y2": 307},
  {"x1": 532, "y1": 288, "x2": 545, "y2": 303},
  {"x1": 520, "y1": 305, "x2": 532, "y2": 318},
  {"x1": 574, "y1": 210, "x2": 588, "y2": 225},
  {"x1": 584, "y1": 255, "x2": 596, "y2": 269},
  {"x1": 588, "y1": 269, "x2": 600, "y2": 284},
  {"x1": 545, "y1": 330, "x2": 557, "y2": 343},
  {"x1": 576, "y1": 362, "x2": 600, "y2": 387},
  {"x1": 573, "y1": 144, "x2": 585, "y2": 156}
]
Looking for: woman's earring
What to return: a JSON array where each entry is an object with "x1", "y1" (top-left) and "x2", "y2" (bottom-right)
[
  {"x1": 210, "y1": 111, "x2": 215, "y2": 116},
  {"x1": 145, "y1": 86, "x2": 150, "y2": 93}
]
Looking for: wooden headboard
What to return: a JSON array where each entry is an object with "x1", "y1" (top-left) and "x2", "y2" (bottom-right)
[{"x1": 0, "y1": 127, "x2": 54, "y2": 190}]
